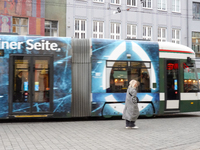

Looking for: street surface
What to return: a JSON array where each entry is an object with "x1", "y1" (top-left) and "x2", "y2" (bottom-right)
[{"x1": 0, "y1": 112, "x2": 200, "y2": 150}]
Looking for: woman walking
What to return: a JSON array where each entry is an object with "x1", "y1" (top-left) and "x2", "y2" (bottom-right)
[{"x1": 122, "y1": 80, "x2": 140, "y2": 129}]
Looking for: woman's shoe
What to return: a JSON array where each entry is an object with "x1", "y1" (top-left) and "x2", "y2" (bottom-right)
[
  {"x1": 132, "y1": 126, "x2": 139, "y2": 129},
  {"x1": 125, "y1": 127, "x2": 131, "y2": 129}
]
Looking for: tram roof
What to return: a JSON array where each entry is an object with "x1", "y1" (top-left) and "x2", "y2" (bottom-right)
[{"x1": 158, "y1": 42, "x2": 194, "y2": 54}]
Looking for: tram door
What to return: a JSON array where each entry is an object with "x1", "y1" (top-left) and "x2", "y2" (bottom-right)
[
  {"x1": 165, "y1": 59, "x2": 180, "y2": 111},
  {"x1": 9, "y1": 55, "x2": 53, "y2": 115}
]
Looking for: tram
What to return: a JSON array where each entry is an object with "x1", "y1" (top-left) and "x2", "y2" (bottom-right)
[{"x1": 0, "y1": 35, "x2": 199, "y2": 119}]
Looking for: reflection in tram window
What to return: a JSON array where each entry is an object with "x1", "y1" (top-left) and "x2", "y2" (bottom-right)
[
  {"x1": 184, "y1": 62, "x2": 198, "y2": 92},
  {"x1": 107, "y1": 68, "x2": 128, "y2": 93},
  {"x1": 14, "y1": 71, "x2": 29, "y2": 102},
  {"x1": 15, "y1": 71, "x2": 23, "y2": 102},
  {"x1": 13, "y1": 58, "x2": 29, "y2": 102},
  {"x1": 34, "y1": 60, "x2": 50, "y2": 102}
]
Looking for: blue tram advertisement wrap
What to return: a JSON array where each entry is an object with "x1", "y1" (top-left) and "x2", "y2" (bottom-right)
[{"x1": 0, "y1": 35, "x2": 199, "y2": 119}]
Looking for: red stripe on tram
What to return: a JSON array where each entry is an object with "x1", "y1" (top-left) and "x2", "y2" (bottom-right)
[{"x1": 159, "y1": 49, "x2": 194, "y2": 54}]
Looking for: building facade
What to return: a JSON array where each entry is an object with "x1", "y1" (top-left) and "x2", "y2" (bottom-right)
[
  {"x1": 190, "y1": 0, "x2": 200, "y2": 57},
  {"x1": 45, "y1": 0, "x2": 66, "y2": 37},
  {"x1": 0, "y1": 0, "x2": 45, "y2": 36},
  {"x1": 0, "y1": 0, "x2": 66, "y2": 37},
  {"x1": 66, "y1": 0, "x2": 200, "y2": 57},
  {"x1": 0, "y1": 0, "x2": 200, "y2": 57}
]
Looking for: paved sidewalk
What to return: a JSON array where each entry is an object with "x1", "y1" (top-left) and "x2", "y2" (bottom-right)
[{"x1": 0, "y1": 112, "x2": 200, "y2": 150}]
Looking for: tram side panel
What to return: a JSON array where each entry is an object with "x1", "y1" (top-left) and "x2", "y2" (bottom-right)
[
  {"x1": 0, "y1": 51, "x2": 9, "y2": 118},
  {"x1": 91, "y1": 39, "x2": 160, "y2": 117},
  {"x1": 0, "y1": 35, "x2": 72, "y2": 118}
]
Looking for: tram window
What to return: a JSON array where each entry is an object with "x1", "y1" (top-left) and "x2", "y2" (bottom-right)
[
  {"x1": 183, "y1": 63, "x2": 198, "y2": 92},
  {"x1": 106, "y1": 68, "x2": 128, "y2": 93},
  {"x1": 106, "y1": 61, "x2": 151, "y2": 93},
  {"x1": 107, "y1": 61, "x2": 128, "y2": 68},
  {"x1": 130, "y1": 62, "x2": 151, "y2": 68},
  {"x1": 34, "y1": 59, "x2": 50, "y2": 102},
  {"x1": 130, "y1": 68, "x2": 151, "y2": 93},
  {"x1": 13, "y1": 59, "x2": 29, "y2": 102}
]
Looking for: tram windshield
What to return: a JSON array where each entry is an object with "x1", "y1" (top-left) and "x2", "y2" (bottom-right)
[
  {"x1": 184, "y1": 59, "x2": 200, "y2": 92},
  {"x1": 194, "y1": 59, "x2": 200, "y2": 91}
]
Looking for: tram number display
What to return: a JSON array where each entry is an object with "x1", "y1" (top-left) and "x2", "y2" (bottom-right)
[
  {"x1": 167, "y1": 63, "x2": 178, "y2": 74},
  {"x1": 167, "y1": 63, "x2": 178, "y2": 70}
]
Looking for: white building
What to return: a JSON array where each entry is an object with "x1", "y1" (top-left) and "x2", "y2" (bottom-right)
[{"x1": 66, "y1": 0, "x2": 200, "y2": 57}]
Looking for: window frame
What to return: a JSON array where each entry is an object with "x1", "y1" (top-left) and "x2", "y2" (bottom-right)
[
  {"x1": 45, "y1": 20, "x2": 58, "y2": 37},
  {"x1": 172, "y1": 29, "x2": 180, "y2": 44},
  {"x1": 93, "y1": 0, "x2": 104, "y2": 3},
  {"x1": 93, "y1": 21, "x2": 104, "y2": 39},
  {"x1": 143, "y1": 26, "x2": 152, "y2": 40},
  {"x1": 127, "y1": 0, "x2": 137, "y2": 7},
  {"x1": 127, "y1": 24, "x2": 137, "y2": 39},
  {"x1": 193, "y1": 2, "x2": 200, "y2": 20},
  {"x1": 110, "y1": 22, "x2": 121, "y2": 40},
  {"x1": 74, "y1": 19, "x2": 87, "y2": 39},
  {"x1": 12, "y1": 17, "x2": 29, "y2": 35},
  {"x1": 157, "y1": 0, "x2": 167, "y2": 11},
  {"x1": 158, "y1": 27, "x2": 167, "y2": 42},
  {"x1": 110, "y1": 0, "x2": 121, "y2": 5},
  {"x1": 172, "y1": 0, "x2": 181, "y2": 13},
  {"x1": 142, "y1": 0, "x2": 152, "y2": 9}
]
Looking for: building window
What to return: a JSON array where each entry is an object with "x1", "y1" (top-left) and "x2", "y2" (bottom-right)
[
  {"x1": 111, "y1": 0, "x2": 120, "y2": 5},
  {"x1": 143, "y1": 26, "x2": 152, "y2": 40},
  {"x1": 127, "y1": 24, "x2": 137, "y2": 39},
  {"x1": 12, "y1": 17, "x2": 28, "y2": 35},
  {"x1": 111, "y1": 23, "x2": 121, "y2": 39},
  {"x1": 93, "y1": 21, "x2": 104, "y2": 38},
  {"x1": 127, "y1": 0, "x2": 136, "y2": 6},
  {"x1": 158, "y1": 27, "x2": 166, "y2": 42},
  {"x1": 93, "y1": 0, "x2": 104, "y2": 2},
  {"x1": 75, "y1": 19, "x2": 86, "y2": 39},
  {"x1": 172, "y1": 0, "x2": 180, "y2": 12},
  {"x1": 193, "y1": 2, "x2": 200, "y2": 20},
  {"x1": 45, "y1": 21, "x2": 58, "y2": 37},
  {"x1": 142, "y1": 0, "x2": 152, "y2": 9},
  {"x1": 172, "y1": 29, "x2": 180, "y2": 44},
  {"x1": 192, "y1": 32, "x2": 200, "y2": 56},
  {"x1": 158, "y1": 0, "x2": 167, "y2": 10}
]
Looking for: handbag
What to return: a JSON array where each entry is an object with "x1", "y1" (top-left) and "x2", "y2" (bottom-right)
[
  {"x1": 136, "y1": 97, "x2": 139, "y2": 103},
  {"x1": 129, "y1": 93, "x2": 139, "y2": 103}
]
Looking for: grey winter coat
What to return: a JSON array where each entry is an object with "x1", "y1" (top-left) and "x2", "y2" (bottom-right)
[{"x1": 122, "y1": 87, "x2": 140, "y2": 121}]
